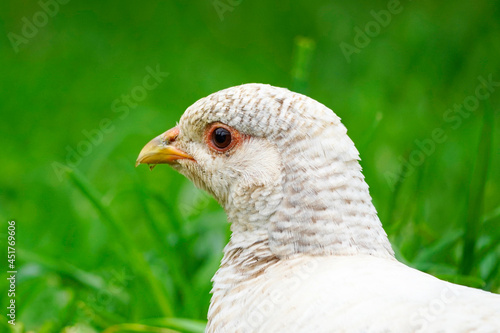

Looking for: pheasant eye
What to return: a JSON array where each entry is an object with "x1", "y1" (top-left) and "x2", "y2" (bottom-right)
[
  {"x1": 212, "y1": 127, "x2": 231, "y2": 149},
  {"x1": 205, "y1": 123, "x2": 242, "y2": 153}
]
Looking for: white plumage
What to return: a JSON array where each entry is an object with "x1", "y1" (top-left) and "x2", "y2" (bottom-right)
[
  {"x1": 211, "y1": 255, "x2": 500, "y2": 332},
  {"x1": 136, "y1": 84, "x2": 500, "y2": 332}
]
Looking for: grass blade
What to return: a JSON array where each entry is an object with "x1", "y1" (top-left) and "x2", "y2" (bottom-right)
[
  {"x1": 103, "y1": 323, "x2": 180, "y2": 333},
  {"x1": 460, "y1": 101, "x2": 494, "y2": 274},
  {"x1": 18, "y1": 248, "x2": 106, "y2": 292},
  {"x1": 291, "y1": 36, "x2": 316, "y2": 94},
  {"x1": 141, "y1": 318, "x2": 206, "y2": 333}
]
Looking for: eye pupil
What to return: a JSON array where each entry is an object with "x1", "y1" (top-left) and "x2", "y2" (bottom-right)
[{"x1": 212, "y1": 127, "x2": 231, "y2": 149}]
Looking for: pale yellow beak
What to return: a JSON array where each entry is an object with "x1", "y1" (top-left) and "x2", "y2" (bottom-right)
[{"x1": 136, "y1": 127, "x2": 194, "y2": 168}]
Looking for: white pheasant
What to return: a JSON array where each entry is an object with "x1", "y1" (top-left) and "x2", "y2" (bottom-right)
[{"x1": 136, "y1": 84, "x2": 500, "y2": 333}]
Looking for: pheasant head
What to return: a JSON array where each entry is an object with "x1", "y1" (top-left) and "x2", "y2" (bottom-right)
[{"x1": 136, "y1": 83, "x2": 394, "y2": 259}]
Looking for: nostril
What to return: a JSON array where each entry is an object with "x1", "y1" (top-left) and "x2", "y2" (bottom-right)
[{"x1": 161, "y1": 127, "x2": 180, "y2": 144}]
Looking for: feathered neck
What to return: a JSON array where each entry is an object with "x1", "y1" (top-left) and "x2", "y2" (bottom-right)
[
  {"x1": 220, "y1": 131, "x2": 395, "y2": 261},
  {"x1": 268, "y1": 154, "x2": 395, "y2": 259}
]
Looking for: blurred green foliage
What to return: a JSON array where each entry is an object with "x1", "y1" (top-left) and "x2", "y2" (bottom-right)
[{"x1": 1, "y1": 0, "x2": 500, "y2": 332}]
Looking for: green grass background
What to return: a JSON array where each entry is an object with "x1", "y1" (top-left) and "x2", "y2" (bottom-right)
[{"x1": 1, "y1": 0, "x2": 500, "y2": 332}]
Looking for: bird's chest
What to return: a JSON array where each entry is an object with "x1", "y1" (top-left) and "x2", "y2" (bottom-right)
[
  {"x1": 205, "y1": 255, "x2": 425, "y2": 333},
  {"x1": 206, "y1": 256, "x2": 328, "y2": 333}
]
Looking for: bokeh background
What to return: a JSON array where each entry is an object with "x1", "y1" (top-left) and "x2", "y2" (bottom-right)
[{"x1": 1, "y1": 0, "x2": 500, "y2": 332}]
